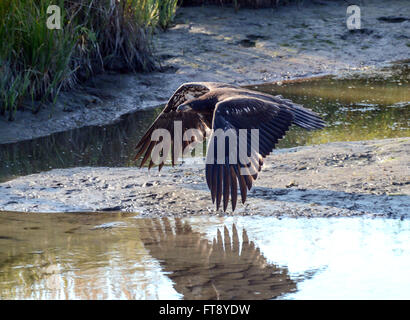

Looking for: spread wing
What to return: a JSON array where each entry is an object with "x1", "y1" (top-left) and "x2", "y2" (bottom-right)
[
  {"x1": 135, "y1": 83, "x2": 213, "y2": 169},
  {"x1": 234, "y1": 89, "x2": 326, "y2": 130},
  {"x1": 206, "y1": 95, "x2": 322, "y2": 211}
]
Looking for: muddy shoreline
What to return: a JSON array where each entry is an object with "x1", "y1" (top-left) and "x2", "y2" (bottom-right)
[
  {"x1": 1, "y1": 138, "x2": 408, "y2": 218},
  {"x1": 1, "y1": 0, "x2": 409, "y2": 144}
]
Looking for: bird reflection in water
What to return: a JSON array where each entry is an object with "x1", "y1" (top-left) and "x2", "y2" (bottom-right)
[{"x1": 139, "y1": 217, "x2": 297, "y2": 300}]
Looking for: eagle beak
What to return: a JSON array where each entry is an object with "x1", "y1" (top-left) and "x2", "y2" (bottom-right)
[{"x1": 176, "y1": 104, "x2": 192, "y2": 112}]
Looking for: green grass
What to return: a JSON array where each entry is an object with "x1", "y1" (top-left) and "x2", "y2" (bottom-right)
[{"x1": 0, "y1": 0, "x2": 178, "y2": 120}]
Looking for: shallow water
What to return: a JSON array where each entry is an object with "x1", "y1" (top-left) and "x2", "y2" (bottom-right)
[
  {"x1": 0, "y1": 211, "x2": 409, "y2": 300},
  {"x1": 248, "y1": 62, "x2": 410, "y2": 147},
  {"x1": 0, "y1": 63, "x2": 409, "y2": 182}
]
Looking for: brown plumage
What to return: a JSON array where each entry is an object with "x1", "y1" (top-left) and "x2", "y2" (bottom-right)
[
  {"x1": 139, "y1": 218, "x2": 297, "y2": 299},
  {"x1": 135, "y1": 82, "x2": 325, "y2": 212}
]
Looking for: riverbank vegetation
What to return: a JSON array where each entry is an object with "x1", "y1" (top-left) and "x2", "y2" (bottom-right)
[{"x1": 0, "y1": 0, "x2": 178, "y2": 120}]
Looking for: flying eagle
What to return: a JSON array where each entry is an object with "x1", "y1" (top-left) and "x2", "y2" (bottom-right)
[{"x1": 135, "y1": 82, "x2": 325, "y2": 212}]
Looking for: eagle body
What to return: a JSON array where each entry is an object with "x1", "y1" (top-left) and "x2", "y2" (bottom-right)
[{"x1": 135, "y1": 82, "x2": 325, "y2": 212}]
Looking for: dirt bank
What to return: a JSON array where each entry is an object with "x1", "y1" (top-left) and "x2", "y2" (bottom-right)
[
  {"x1": 1, "y1": 138, "x2": 408, "y2": 218},
  {"x1": 0, "y1": 0, "x2": 409, "y2": 144}
]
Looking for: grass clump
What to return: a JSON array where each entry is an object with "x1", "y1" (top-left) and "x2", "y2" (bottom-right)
[
  {"x1": 0, "y1": 0, "x2": 178, "y2": 120},
  {"x1": 0, "y1": 0, "x2": 76, "y2": 119}
]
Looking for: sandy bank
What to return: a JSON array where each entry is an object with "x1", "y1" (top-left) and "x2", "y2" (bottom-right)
[{"x1": 1, "y1": 138, "x2": 408, "y2": 218}]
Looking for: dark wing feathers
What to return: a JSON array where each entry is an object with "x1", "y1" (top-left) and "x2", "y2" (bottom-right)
[
  {"x1": 206, "y1": 97, "x2": 295, "y2": 211},
  {"x1": 135, "y1": 83, "x2": 213, "y2": 168},
  {"x1": 205, "y1": 93, "x2": 324, "y2": 211},
  {"x1": 229, "y1": 165, "x2": 238, "y2": 211},
  {"x1": 135, "y1": 111, "x2": 208, "y2": 168},
  {"x1": 228, "y1": 89, "x2": 325, "y2": 130}
]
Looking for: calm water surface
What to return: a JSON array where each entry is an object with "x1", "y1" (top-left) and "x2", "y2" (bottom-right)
[{"x1": 0, "y1": 212, "x2": 408, "y2": 299}]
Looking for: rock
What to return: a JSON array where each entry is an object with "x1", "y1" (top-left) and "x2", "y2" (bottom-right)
[
  {"x1": 237, "y1": 39, "x2": 256, "y2": 48},
  {"x1": 340, "y1": 28, "x2": 374, "y2": 40},
  {"x1": 143, "y1": 182, "x2": 153, "y2": 187},
  {"x1": 377, "y1": 16, "x2": 409, "y2": 23},
  {"x1": 124, "y1": 183, "x2": 138, "y2": 189},
  {"x1": 246, "y1": 34, "x2": 270, "y2": 40},
  {"x1": 99, "y1": 206, "x2": 123, "y2": 212},
  {"x1": 286, "y1": 180, "x2": 298, "y2": 188}
]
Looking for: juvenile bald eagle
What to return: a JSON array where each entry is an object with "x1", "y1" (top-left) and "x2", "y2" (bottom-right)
[{"x1": 135, "y1": 82, "x2": 325, "y2": 212}]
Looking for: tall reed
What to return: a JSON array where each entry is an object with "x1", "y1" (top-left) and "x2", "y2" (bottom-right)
[{"x1": 0, "y1": 0, "x2": 179, "y2": 120}]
